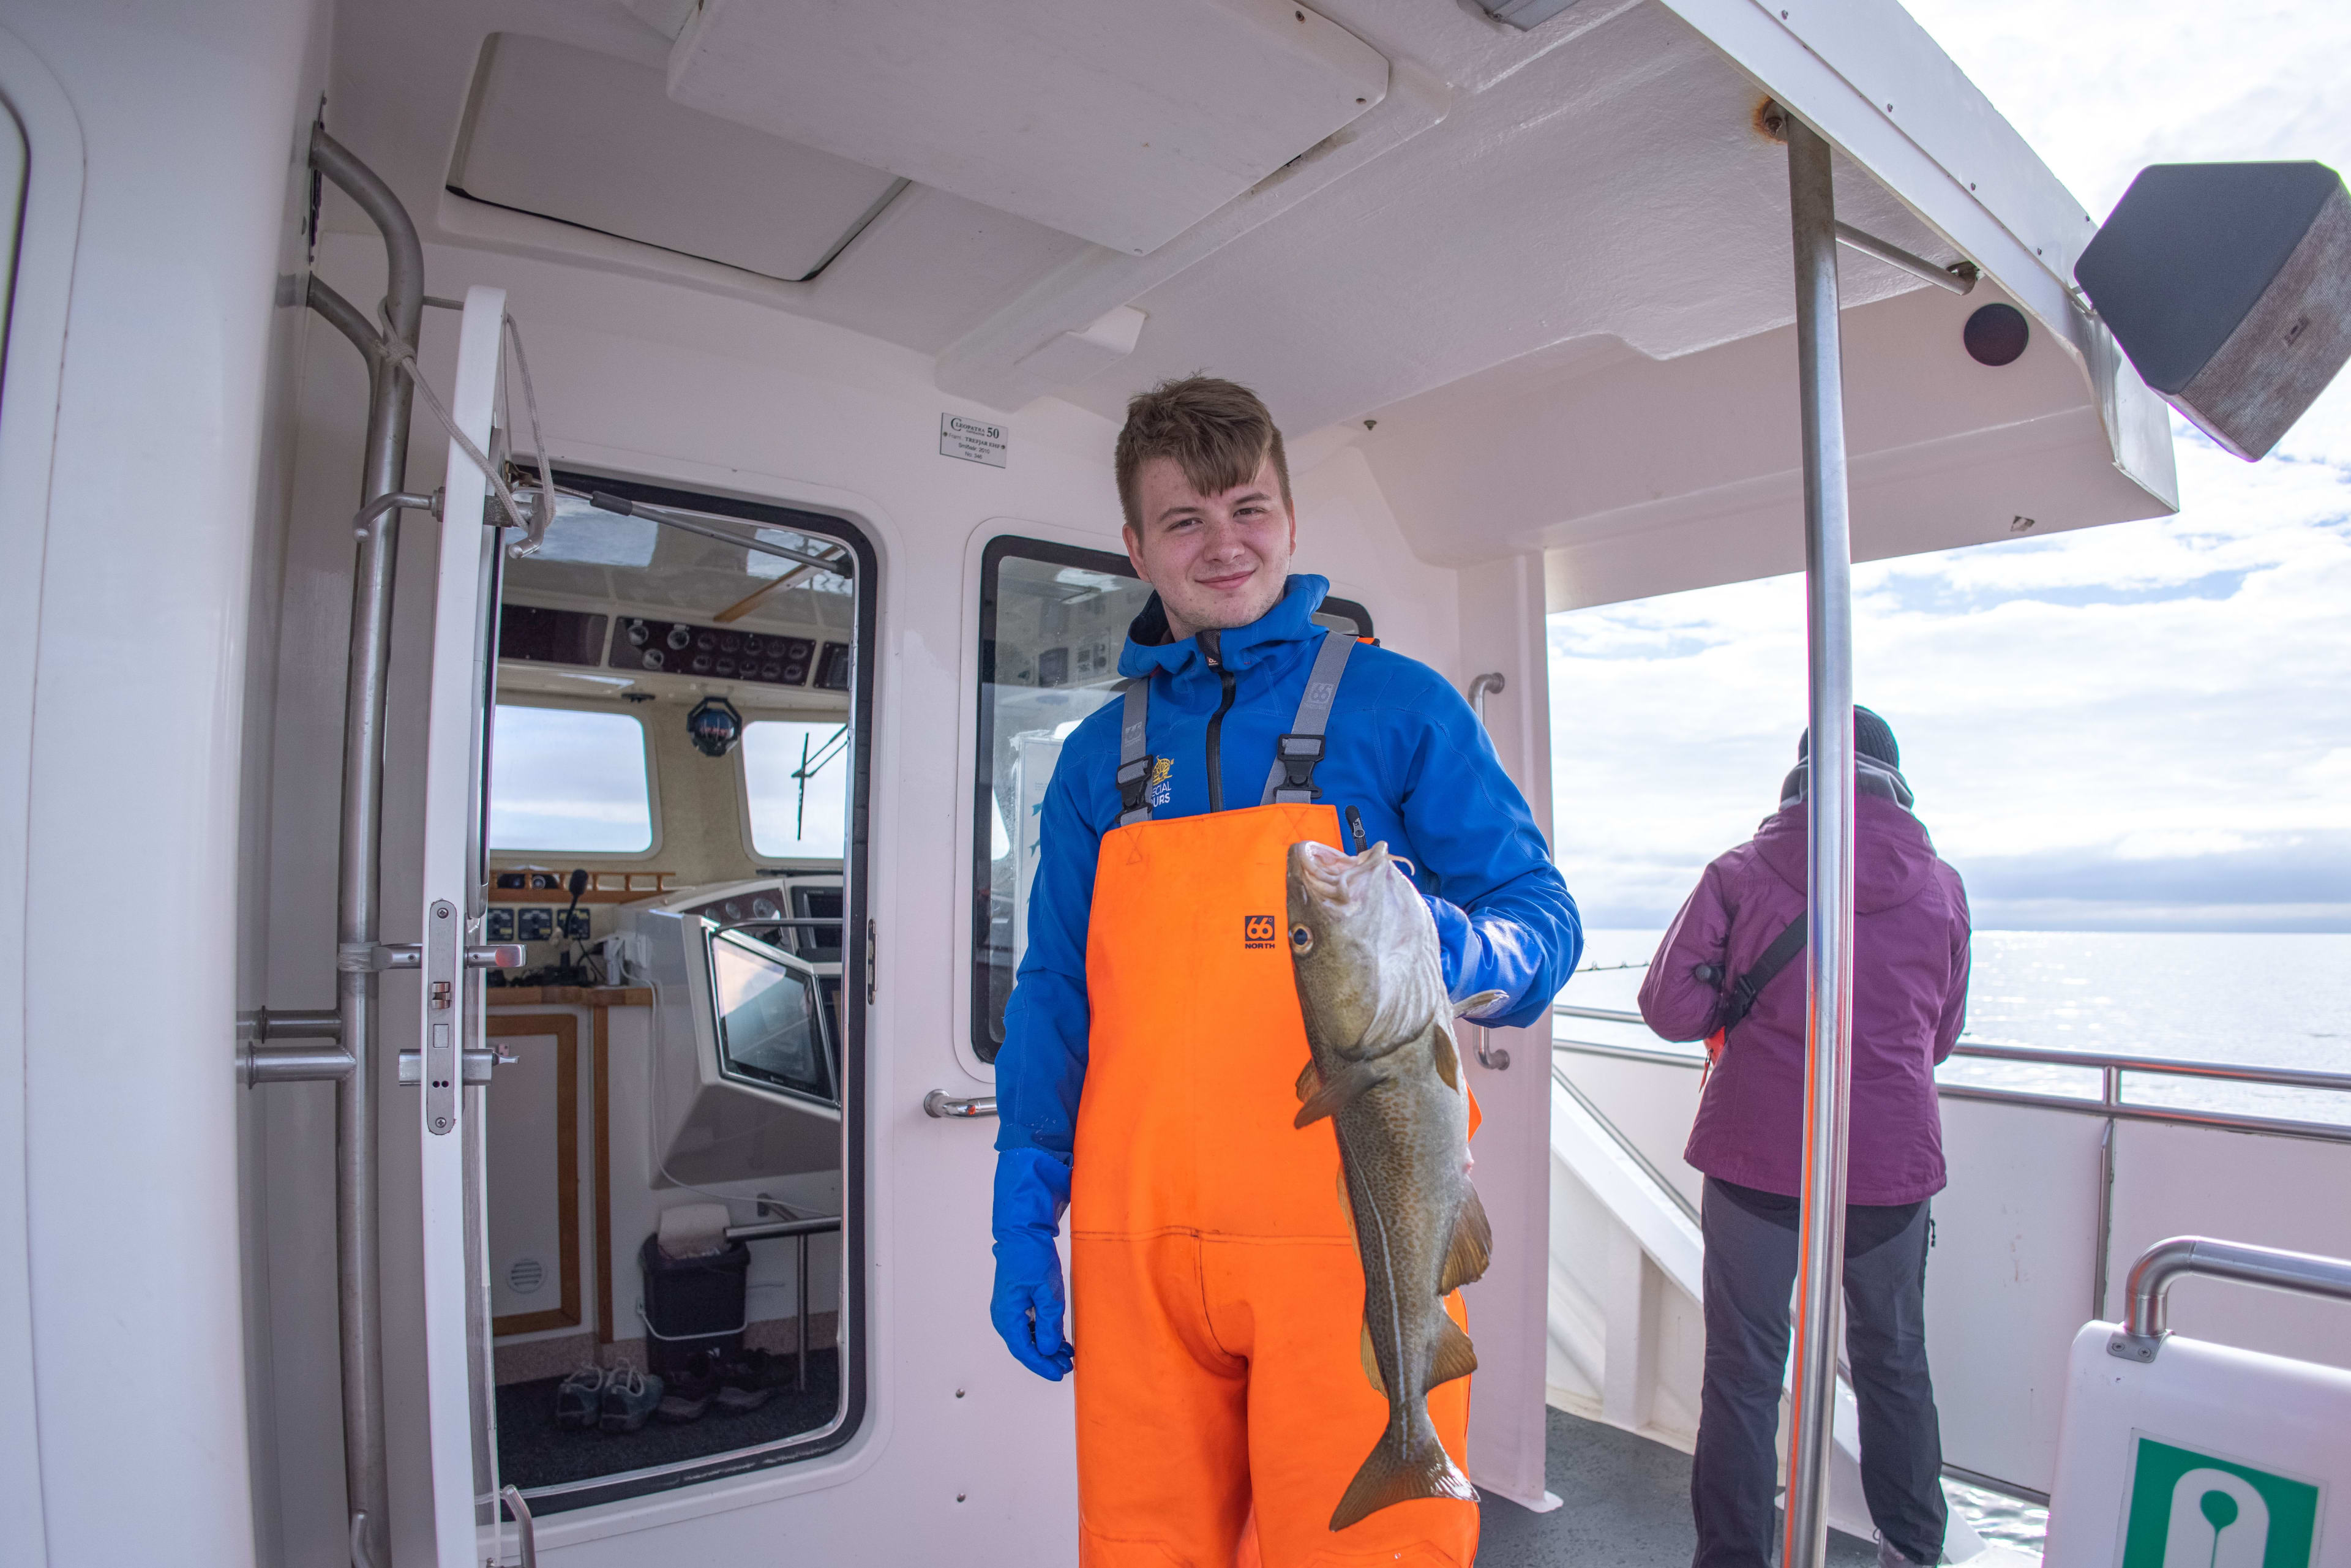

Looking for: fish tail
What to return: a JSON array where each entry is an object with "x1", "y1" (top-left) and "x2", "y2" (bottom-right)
[{"x1": 1327, "y1": 1408, "x2": 1476, "y2": 1531}]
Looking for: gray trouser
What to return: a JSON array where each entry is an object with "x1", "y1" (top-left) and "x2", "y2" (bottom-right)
[{"x1": 1692, "y1": 1179, "x2": 1946, "y2": 1568}]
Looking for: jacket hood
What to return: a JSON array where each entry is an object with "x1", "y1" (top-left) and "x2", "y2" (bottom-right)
[
  {"x1": 1119, "y1": 573, "x2": 1330, "y2": 678},
  {"x1": 1752, "y1": 793, "x2": 1941, "y2": 915}
]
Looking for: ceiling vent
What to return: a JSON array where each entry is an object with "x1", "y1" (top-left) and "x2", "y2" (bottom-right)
[
  {"x1": 665, "y1": 0, "x2": 1389, "y2": 256},
  {"x1": 449, "y1": 34, "x2": 906, "y2": 283}
]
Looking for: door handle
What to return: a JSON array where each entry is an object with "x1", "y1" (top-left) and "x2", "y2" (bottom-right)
[
  {"x1": 467, "y1": 943, "x2": 525, "y2": 969},
  {"x1": 923, "y1": 1090, "x2": 997, "y2": 1119}
]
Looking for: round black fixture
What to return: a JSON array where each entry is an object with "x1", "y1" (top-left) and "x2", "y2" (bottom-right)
[
  {"x1": 666, "y1": 624, "x2": 693, "y2": 651},
  {"x1": 687, "y1": 696, "x2": 744, "y2": 758},
  {"x1": 624, "y1": 619, "x2": 651, "y2": 647},
  {"x1": 1963, "y1": 303, "x2": 2030, "y2": 367}
]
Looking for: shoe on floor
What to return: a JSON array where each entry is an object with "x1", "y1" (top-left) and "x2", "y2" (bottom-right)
[
  {"x1": 555, "y1": 1365, "x2": 607, "y2": 1430},
  {"x1": 714, "y1": 1382, "x2": 774, "y2": 1414},
  {"x1": 656, "y1": 1353, "x2": 722, "y2": 1423},
  {"x1": 1875, "y1": 1532, "x2": 1940, "y2": 1567},
  {"x1": 599, "y1": 1367, "x2": 664, "y2": 1433}
]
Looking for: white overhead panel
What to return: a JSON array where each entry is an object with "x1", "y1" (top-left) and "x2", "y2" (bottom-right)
[
  {"x1": 666, "y1": 0, "x2": 1390, "y2": 256},
  {"x1": 450, "y1": 33, "x2": 906, "y2": 283}
]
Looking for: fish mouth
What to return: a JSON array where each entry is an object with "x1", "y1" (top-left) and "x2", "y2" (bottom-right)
[{"x1": 1291, "y1": 839, "x2": 1391, "y2": 908}]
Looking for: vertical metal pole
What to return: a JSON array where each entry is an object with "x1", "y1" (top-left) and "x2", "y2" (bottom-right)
[
  {"x1": 2093, "y1": 1064, "x2": 2120, "y2": 1318},
  {"x1": 312, "y1": 124, "x2": 423, "y2": 1568},
  {"x1": 1782, "y1": 115, "x2": 1856, "y2": 1568}
]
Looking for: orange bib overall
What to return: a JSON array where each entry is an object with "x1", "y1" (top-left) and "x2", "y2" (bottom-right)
[{"x1": 1071, "y1": 794, "x2": 1477, "y2": 1568}]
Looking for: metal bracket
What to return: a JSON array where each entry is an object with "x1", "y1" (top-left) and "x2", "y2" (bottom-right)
[
  {"x1": 339, "y1": 941, "x2": 421, "y2": 973},
  {"x1": 424, "y1": 901, "x2": 459, "y2": 1134},
  {"x1": 2105, "y1": 1330, "x2": 2164, "y2": 1363},
  {"x1": 500, "y1": 1484, "x2": 537, "y2": 1568}
]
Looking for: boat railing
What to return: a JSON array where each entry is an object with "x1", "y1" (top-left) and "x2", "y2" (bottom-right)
[{"x1": 1551, "y1": 1002, "x2": 2351, "y2": 1147}]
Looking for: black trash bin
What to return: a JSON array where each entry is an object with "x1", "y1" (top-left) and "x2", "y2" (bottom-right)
[{"x1": 638, "y1": 1233, "x2": 751, "y2": 1378}]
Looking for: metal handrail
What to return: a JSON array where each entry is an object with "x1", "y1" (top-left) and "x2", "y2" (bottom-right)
[
  {"x1": 1554, "y1": 1002, "x2": 2351, "y2": 1097},
  {"x1": 2108, "y1": 1236, "x2": 2351, "y2": 1362}
]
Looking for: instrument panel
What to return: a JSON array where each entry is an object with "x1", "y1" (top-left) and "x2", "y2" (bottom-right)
[{"x1": 497, "y1": 601, "x2": 850, "y2": 692}]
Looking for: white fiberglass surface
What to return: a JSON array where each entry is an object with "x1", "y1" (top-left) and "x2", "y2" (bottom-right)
[
  {"x1": 488, "y1": 703, "x2": 654, "y2": 852},
  {"x1": 741, "y1": 719, "x2": 850, "y2": 859}
]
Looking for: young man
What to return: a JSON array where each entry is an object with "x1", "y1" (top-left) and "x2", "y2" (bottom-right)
[
  {"x1": 990, "y1": 376, "x2": 1581, "y2": 1566},
  {"x1": 1638, "y1": 709, "x2": 1971, "y2": 1568}
]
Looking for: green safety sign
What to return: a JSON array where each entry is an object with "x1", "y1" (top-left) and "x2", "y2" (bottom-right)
[{"x1": 2118, "y1": 1435, "x2": 2322, "y2": 1568}]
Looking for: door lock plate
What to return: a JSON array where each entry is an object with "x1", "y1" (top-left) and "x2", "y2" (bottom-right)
[{"x1": 425, "y1": 899, "x2": 460, "y2": 1135}]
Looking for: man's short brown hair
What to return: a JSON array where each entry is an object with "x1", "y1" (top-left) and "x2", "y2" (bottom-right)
[{"x1": 1114, "y1": 375, "x2": 1291, "y2": 532}]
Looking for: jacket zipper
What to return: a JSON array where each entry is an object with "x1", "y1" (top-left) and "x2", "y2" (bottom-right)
[{"x1": 1204, "y1": 666, "x2": 1237, "y2": 813}]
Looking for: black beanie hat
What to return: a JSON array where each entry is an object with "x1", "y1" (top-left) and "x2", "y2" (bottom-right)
[{"x1": 1797, "y1": 706, "x2": 1899, "y2": 770}]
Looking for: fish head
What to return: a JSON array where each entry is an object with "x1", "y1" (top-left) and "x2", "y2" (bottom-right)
[{"x1": 1286, "y1": 839, "x2": 1441, "y2": 1060}]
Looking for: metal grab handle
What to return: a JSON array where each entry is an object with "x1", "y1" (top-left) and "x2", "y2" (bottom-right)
[
  {"x1": 500, "y1": 1485, "x2": 537, "y2": 1568},
  {"x1": 2109, "y1": 1235, "x2": 2351, "y2": 1361},
  {"x1": 924, "y1": 1090, "x2": 997, "y2": 1119}
]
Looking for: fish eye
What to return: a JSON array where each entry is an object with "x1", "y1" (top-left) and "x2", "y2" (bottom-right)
[{"x1": 1291, "y1": 924, "x2": 1313, "y2": 951}]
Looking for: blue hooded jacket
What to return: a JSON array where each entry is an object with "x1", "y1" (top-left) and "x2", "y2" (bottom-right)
[{"x1": 992, "y1": 574, "x2": 1582, "y2": 1171}]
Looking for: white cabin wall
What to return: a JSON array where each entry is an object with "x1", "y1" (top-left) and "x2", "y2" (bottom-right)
[{"x1": 0, "y1": 1, "x2": 331, "y2": 1564}]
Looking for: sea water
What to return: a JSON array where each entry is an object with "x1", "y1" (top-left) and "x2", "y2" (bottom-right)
[
  {"x1": 1554, "y1": 929, "x2": 2351, "y2": 1559},
  {"x1": 1561, "y1": 928, "x2": 2351, "y2": 1128}
]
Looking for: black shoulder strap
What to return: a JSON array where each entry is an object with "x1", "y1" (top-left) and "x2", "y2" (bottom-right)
[{"x1": 1717, "y1": 910, "x2": 1807, "y2": 1035}]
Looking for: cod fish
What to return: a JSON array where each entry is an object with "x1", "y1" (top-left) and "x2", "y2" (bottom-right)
[{"x1": 1286, "y1": 838, "x2": 1506, "y2": 1532}]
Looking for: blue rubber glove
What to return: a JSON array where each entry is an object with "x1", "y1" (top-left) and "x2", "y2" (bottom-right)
[
  {"x1": 1424, "y1": 893, "x2": 1550, "y2": 1023},
  {"x1": 990, "y1": 1145, "x2": 1074, "y2": 1380}
]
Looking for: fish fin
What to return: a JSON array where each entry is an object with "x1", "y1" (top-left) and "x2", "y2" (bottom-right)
[
  {"x1": 1293, "y1": 1060, "x2": 1392, "y2": 1128},
  {"x1": 1295, "y1": 1060, "x2": 1322, "y2": 1103},
  {"x1": 1436, "y1": 1185, "x2": 1494, "y2": 1295},
  {"x1": 1452, "y1": 990, "x2": 1509, "y2": 1020},
  {"x1": 1329, "y1": 1422, "x2": 1477, "y2": 1531},
  {"x1": 1428, "y1": 1312, "x2": 1479, "y2": 1389},
  {"x1": 1358, "y1": 1321, "x2": 1386, "y2": 1396},
  {"x1": 1429, "y1": 1022, "x2": 1460, "y2": 1091}
]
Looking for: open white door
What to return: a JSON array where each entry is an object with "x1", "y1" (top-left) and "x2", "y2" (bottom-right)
[{"x1": 418, "y1": 283, "x2": 508, "y2": 1568}]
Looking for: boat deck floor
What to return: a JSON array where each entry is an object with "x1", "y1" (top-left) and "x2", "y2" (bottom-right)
[{"x1": 1477, "y1": 1406, "x2": 1880, "y2": 1568}]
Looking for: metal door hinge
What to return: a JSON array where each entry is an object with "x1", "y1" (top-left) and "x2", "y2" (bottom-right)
[{"x1": 865, "y1": 917, "x2": 876, "y2": 1007}]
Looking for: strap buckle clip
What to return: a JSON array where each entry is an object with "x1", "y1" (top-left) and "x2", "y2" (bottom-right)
[
  {"x1": 1116, "y1": 755, "x2": 1157, "y2": 819},
  {"x1": 1270, "y1": 733, "x2": 1325, "y2": 803}
]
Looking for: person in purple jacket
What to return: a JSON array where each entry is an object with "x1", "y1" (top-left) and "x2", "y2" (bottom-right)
[{"x1": 1638, "y1": 707, "x2": 1970, "y2": 1568}]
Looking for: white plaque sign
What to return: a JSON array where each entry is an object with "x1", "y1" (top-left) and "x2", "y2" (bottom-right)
[{"x1": 940, "y1": 413, "x2": 1008, "y2": 468}]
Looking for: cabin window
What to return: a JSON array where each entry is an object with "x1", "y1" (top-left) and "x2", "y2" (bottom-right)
[
  {"x1": 970, "y1": 538, "x2": 1154, "y2": 1062},
  {"x1": 742, "y1": 718, "x2": 852, "y2": 859},
  {"x1": 487, "y1": 703, "x2": 656, "y2": 853}
]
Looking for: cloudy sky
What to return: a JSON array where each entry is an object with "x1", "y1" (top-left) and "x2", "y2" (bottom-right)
[{"x1": 1548, "y1": 0, "x2": 2351, "y2": 932}]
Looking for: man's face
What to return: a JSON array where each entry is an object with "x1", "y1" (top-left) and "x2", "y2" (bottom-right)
[{"x1": 1124, "y1": 454, "x2": 1296, "y2": 642}]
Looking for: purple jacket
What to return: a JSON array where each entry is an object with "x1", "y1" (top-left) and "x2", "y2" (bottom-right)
[{"x1": 1638, "y1": 793, "x2": 1971, "y2": 1206}]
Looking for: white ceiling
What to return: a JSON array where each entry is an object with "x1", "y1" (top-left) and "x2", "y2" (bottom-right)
[
  {"x1": 452, "y1": 32, "x2": 904, "y2": 283},
  {"x1": 320, "y1": 0, "x2": 2170, "y2": 591},
  {"x1": 668, "y1": 0, "x2": 1390, "y2": 257}
]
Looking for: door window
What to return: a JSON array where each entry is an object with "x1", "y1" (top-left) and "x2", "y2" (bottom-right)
[{"x1": 970, "y1": 539, "x2": 1153, "y2": 1062}]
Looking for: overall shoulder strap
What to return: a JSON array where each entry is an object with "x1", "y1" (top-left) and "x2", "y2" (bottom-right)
[
  {"x1": 1261, "y1": 630, "x2": 1356, "y2": 806},
  {"x1": 1717, "y1": 910, "x2": 1807, "y2": 1035},
  {"x1": 1114, "y1": 677, "x2": 1154, "y2": 826}
]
